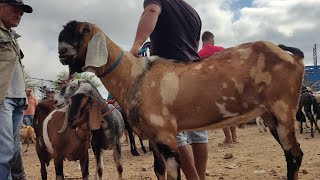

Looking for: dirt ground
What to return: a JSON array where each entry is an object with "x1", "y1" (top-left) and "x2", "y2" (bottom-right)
[{"x1": 22, "y1": 124, "x2": 320, "y2": 180}]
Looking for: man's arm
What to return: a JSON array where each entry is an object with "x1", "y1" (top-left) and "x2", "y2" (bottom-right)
[{"x1": 130, "y1": 4, "x2": 161, "y2": 57}]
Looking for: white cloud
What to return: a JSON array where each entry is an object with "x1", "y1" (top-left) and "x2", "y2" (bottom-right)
[{"x1": 13, "y1": 0, "x2": 319, "y2": 96}]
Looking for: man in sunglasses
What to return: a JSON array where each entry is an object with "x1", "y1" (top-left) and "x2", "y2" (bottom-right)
[{"x1": 23, "y1": 88, "x2": 38, "y2": 126}]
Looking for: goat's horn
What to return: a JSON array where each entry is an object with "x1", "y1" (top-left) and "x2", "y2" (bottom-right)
[{"x1": 58, "y1": 105, "x2": 69, "y2": 134}]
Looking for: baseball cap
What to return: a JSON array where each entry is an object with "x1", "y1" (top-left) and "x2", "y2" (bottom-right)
[{"x1": 0, "y1": 0, "x2": 33, "y2": 13}]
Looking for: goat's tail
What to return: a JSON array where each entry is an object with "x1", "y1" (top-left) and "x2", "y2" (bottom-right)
[{"x1": 278, "y1": 44, "x2": 304, "y2": 59}]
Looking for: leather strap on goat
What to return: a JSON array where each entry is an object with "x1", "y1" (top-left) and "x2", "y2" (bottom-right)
[
  {"x1": 101, "y1": 100, "x2": 119, "y2": 117},
  {"x1": 97, "y1": 50, "x2": 124, "y2": 78}
]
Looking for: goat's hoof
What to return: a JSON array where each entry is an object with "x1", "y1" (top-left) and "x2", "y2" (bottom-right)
[
  {"x1": 131, "y1": 151, "x2": 140, "y2": 156},
  {"x1": 142, "y1": 148, "x2": 147, "y2": 153}
]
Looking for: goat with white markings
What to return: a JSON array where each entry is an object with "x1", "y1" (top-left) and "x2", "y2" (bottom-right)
[
  {"x1": 33, "y1": 99, "x2": 90, "y2": 180},
  {"x1": 58, "y1": 20, "x2": 305, "y2": 180},
  {"x1": 55, "y1": 79, "x2": 148, "y2": 156},
  {"x1": 55, "y1": 79, "x2": 125, "y2": 179}
]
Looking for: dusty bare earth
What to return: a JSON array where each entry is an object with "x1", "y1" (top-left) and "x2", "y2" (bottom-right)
[{"x1": 22, "y1": 124, "x2": 320, "y2": 180}]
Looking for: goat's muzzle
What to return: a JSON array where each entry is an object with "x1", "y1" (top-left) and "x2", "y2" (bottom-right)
[{"x1": 58, "y1": 42, "x2": 76, "y2": 65}]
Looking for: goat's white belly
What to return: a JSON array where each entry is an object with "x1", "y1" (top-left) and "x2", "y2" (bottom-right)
[
  {"x1": 43, "y1": 111, "x2": 55, "y2": 154},
  {"x1": 43, "y1": 106, "x2": 69, "y2": 154}
]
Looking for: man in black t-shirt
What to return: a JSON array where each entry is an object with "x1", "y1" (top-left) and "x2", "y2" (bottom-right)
[{"x1": 130, "y1": 1, "x2": 208, "y2": 179}]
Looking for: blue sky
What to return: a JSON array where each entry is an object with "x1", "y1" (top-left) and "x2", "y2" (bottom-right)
[{"x1": 230, "y1": 0, "x2": 253, "y2": 21}]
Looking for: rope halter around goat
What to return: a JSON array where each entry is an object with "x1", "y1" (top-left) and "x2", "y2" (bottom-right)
[{"x1": 101, "y1": 99, "x2": 119, "y2": 117}]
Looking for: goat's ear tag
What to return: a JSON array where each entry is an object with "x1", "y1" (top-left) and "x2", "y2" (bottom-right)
[{"x1": 88, "y1": 101, "x2": 103, "y2": 130}]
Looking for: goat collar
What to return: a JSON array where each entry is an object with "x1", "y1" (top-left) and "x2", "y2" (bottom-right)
[{"x1": 97, "y1": 50, "x2": 124, "y2": 78}]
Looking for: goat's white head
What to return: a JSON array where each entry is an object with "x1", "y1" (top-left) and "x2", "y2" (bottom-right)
[
  {"x1": 54, "y1": 79, "x2": 97, "y2": 109},
  {"x1": 58, "y1": 20, "x2": 109, "y2": 77}
]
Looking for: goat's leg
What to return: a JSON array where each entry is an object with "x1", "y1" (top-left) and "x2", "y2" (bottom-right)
[
  {"x1": 150, "y1": 142, "x2": 166, "y2": 180},
  {"x1": 256, "y1": 117, "x2": 263, "y2": 133},
  {"x1": 309, "y1": 113, "x2": 320, "y2": 135},
  {"x1": 123, "y1": 113, "x2": 140, "y2": 156},
  {"x1": 79, "y1": 151, "x2": 89, "y2": 180},
  {"x1": 53, "y1": 156, "x2": 65, "y2": 180},
  {"x1": 299, "y1": 121, "x2": 303, "y2": 134},
  {"x1": 139, "y1": 138, "x2": 148, "y2": 153},
  {"x1": 305, "y1": 111, "x2": 319, "y2": 138},
  {"x1": 35, "y1": 142, "x2": 51, "y2": 180},
  {"x1": 149, "y1": 141, "x2": 153, "y2": 151},
  {"x1": 157, "y1": 143, "x2": 180, "y2": 180},
  {"x1": 316, "y1": 119, "x2": 320, "y2": 134},
  {"x1": 152, "y1": 133, "x2": 180, "y2": 180},
  {"x1": 92, "y1": 145, "x2": 104, "y2": 180},
  {"x1": 310, "y1": 116, "x2": 314, "y2": 138},
  {"x1": 261, "y1": 112, "x2": 303, "y2": 180},
  {"x1": 127, "y1": 128, "x2": 139, "y2": 156},
  {"x1": 113, "y1": 142, "x2": 123, "y2": 179},
  {"x1": 40, "y1": 160, "x2": 48, "y2": 180}
]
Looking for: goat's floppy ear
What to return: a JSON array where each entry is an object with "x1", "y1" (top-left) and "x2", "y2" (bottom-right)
[
  {"x1": 58, "y1": 105, "x2": 70, "y2": 134},
  {"x1": 88, "y1": 100, "x2": 103, "y2": 130},
  {"x1": 82, "y1": 31, "x2": 108, "y2": 72}
]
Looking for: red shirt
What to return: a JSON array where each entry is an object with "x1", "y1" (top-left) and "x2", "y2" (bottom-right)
[{"x1": 198, "y1": 44, "x2": 225, "y2": 58}]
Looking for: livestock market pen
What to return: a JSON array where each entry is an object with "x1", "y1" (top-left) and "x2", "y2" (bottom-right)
[{"x1": 304, "y1": 65, "x2": 320, "y2": 91}]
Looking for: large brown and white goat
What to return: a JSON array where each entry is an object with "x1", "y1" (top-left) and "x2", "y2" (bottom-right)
[{"x1": 58, "y1": 20, "x2": 305, "y2": 180}]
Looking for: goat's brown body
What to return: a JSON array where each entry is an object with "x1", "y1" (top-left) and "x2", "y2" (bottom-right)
[
  {"x1": 45, "y1": 110, "x2": 90, "y2": 161},
  {"x1": 33, "y1": 99, "x2": 56, "y2": 179},
  {"x1": 33, "y1": 99, "x2": 90, "y2": 179},
  {"x1": 58, "y1": 21, "x2": 305, "y2": 180},
  {"x1": 98, "y1": 41, "x2": 304, "y2": 143},
  {"x1": 99, "y1": 41, "x2": 304, "y2": 180}
]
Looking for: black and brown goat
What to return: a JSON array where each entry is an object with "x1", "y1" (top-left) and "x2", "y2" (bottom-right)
[
  {"x1": 58, "y1": 20, "x2": 305, "y2": 180},
  {"x1": 296, "y1": 88, "x2": 320, "y2": 137}
]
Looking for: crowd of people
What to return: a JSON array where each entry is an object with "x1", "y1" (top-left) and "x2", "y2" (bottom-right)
[{"x1": 0, "y1": 0, "x2": 239, "y2": 179}]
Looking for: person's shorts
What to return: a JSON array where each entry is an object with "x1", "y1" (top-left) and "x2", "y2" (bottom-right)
[{"x1": 176, "y1": 130, "x2": 208, "y2": 147}]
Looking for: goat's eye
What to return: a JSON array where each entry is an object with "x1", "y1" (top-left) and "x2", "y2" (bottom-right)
[{"x1": 82, "y1": 28, "x2": 90, "y2": 34}]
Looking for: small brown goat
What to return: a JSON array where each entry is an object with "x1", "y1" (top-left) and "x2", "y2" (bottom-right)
[
  {"x1": 20, "y1": 125, "x2": 36, "y2": 152},
  {"x1": 58, "y1": 20, "x2": 305, "y2": 180},
  {"x1": 33, "y1": 99, "x2": 90, "y2": 180}
]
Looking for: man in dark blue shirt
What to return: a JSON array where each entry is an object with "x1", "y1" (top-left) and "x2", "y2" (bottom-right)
[{"x1": 130, "y1": 1, "x2": 208, "y2": 179}]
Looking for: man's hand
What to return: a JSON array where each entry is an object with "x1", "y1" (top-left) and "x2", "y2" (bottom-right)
[{"x1": 130, "y1": 44, "x2": 142, "y2": 58}]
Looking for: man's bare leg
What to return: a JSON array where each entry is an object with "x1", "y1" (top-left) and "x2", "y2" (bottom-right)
[
  {"x1": 222, "y1": 128, "x2": 233, "y2": 144},
  {"x1": 179, "y1": 145, "x2": 200, "y2": 180},
  {"x1": 192, "y1": 143, "x2": 208, "y2": 180}
]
